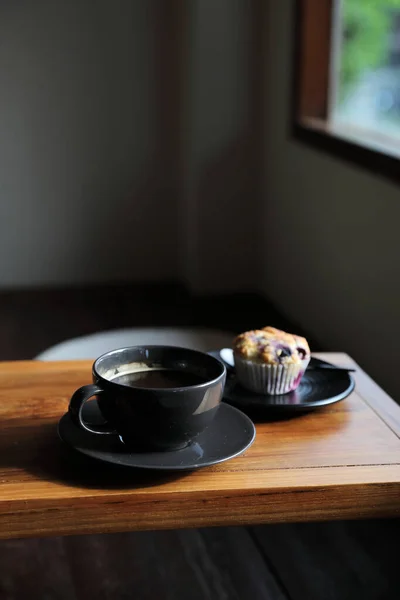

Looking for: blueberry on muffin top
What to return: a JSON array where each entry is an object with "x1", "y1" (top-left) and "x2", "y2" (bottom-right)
[{"x1": 233, "y1": 326, "x2": 310, "y2": 366}]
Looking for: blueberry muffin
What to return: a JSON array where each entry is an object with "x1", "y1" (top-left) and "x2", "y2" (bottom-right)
[{"x1": 233, "y1": 326, "x2": 310, "y2": 394}]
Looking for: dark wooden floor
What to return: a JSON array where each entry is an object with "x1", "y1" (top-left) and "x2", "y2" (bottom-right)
[{"x1": 0, "y1": 284, "x2": 398, "y2": 600}]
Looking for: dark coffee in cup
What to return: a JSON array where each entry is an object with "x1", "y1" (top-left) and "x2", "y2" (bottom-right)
[
  {"x1": 111, "y1": 369, "x2": 207, "y2": 389},
  {"x1": 68, "y1": 346, "x2": 226, "y2": 451}
]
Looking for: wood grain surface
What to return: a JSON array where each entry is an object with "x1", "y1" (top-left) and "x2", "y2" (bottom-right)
[{"x1": 1, "y1": 353, "x2": 400, "y2": 539}]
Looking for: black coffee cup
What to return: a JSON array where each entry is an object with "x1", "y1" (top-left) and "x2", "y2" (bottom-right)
[{"x1": 68, "y1": 345, "x2": 226, "y2": 451}]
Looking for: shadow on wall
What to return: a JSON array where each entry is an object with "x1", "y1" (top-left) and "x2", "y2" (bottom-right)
[
  {"x1": 184, "y1": 0, "x2": 265, "y2": 294},
  {"x1": 194, "y1": 134, "x2": 259, "y2": 292},
  {"x1": 0, "y1": 0, "x2": 182, "y2": 286},
  {"x1": 0, "y1": 0, "x2": 264, "y2": 292}
]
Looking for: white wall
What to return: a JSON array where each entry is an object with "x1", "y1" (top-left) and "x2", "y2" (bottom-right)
[
  {"x1": 262, "y1": 0, "x2": 400, "y2": 399},
  {"x1": 0, "y1": 0, "x2": 178, "y2": 286},
  {"x1": 0, "y1": 0, "x2": 260, "y2": 291}
]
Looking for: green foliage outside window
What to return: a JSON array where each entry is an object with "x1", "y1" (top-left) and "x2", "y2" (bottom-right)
[{"x1": 340, "y1": 0, "x2": 400, "y2": 98}]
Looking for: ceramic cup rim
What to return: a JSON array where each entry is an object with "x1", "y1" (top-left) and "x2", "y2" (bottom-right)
[{"x1": 92, "y1": 344, "x2": 226, "y2": 392}]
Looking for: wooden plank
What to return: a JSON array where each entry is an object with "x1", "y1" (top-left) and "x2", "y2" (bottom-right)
[
  {"x1": 0, "y1": 528, "x2": 288, "y2": 600},
  {"x1": 177, "y1": 527, "x2": 288, "y2": 600},
  {"x1": 296, "y1": 0, "x2": 333, "y2": 119},
  {"x1": 0, "y1": 537, "x2": 77, "y2": 600},
  {"x1": 314, "y1": 352, "x2": 400, "y2": 436},
  {"x1": 251, "y1": 518, "x2": 400, "y2": 600},
  {"x1": 1, "y1": 354, "x2": 400, "y2": 539}
]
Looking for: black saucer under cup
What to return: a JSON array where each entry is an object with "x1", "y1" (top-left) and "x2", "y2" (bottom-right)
[
  {"x1": 58, "y1": 402, "x2": 256, "y2": 471},
  {"x1": 68, "y1": 346, "x2": 226, "y2": 451},
  {"x1": 208, "y1": 352, "x2": 355, "y2": 415}
]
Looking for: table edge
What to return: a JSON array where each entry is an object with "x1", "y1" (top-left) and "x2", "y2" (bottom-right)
[{"x1": 313, "y1": 352, "x2": 400, "y2": 437}]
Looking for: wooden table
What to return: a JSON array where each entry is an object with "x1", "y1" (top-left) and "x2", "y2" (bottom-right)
[{"x1": 1, "y1": 353, "x2": 400, "y2": 540}]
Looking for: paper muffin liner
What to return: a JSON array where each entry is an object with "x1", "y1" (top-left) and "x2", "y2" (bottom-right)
[{"x1": 234, "y1": 353, "x2": 310, "y2": 395}]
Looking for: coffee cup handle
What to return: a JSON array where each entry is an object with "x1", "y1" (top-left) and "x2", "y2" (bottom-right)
[{"x1": 68, "y1": 384, "x2": 116, "y2": 435}]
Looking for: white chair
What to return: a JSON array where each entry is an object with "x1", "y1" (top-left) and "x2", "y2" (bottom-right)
[{"x1": 36, "y1": 327, "x2": 234, "y2": 360}]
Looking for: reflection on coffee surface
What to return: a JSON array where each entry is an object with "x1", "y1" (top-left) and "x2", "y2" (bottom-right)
[{"x1": 111, "y1": 369, "x2": 207, "y2": 389}]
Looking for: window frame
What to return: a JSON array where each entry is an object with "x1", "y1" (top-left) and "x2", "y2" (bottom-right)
[{"x1": 292, "y1": 0, "x2": 400, "y2": 185}]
